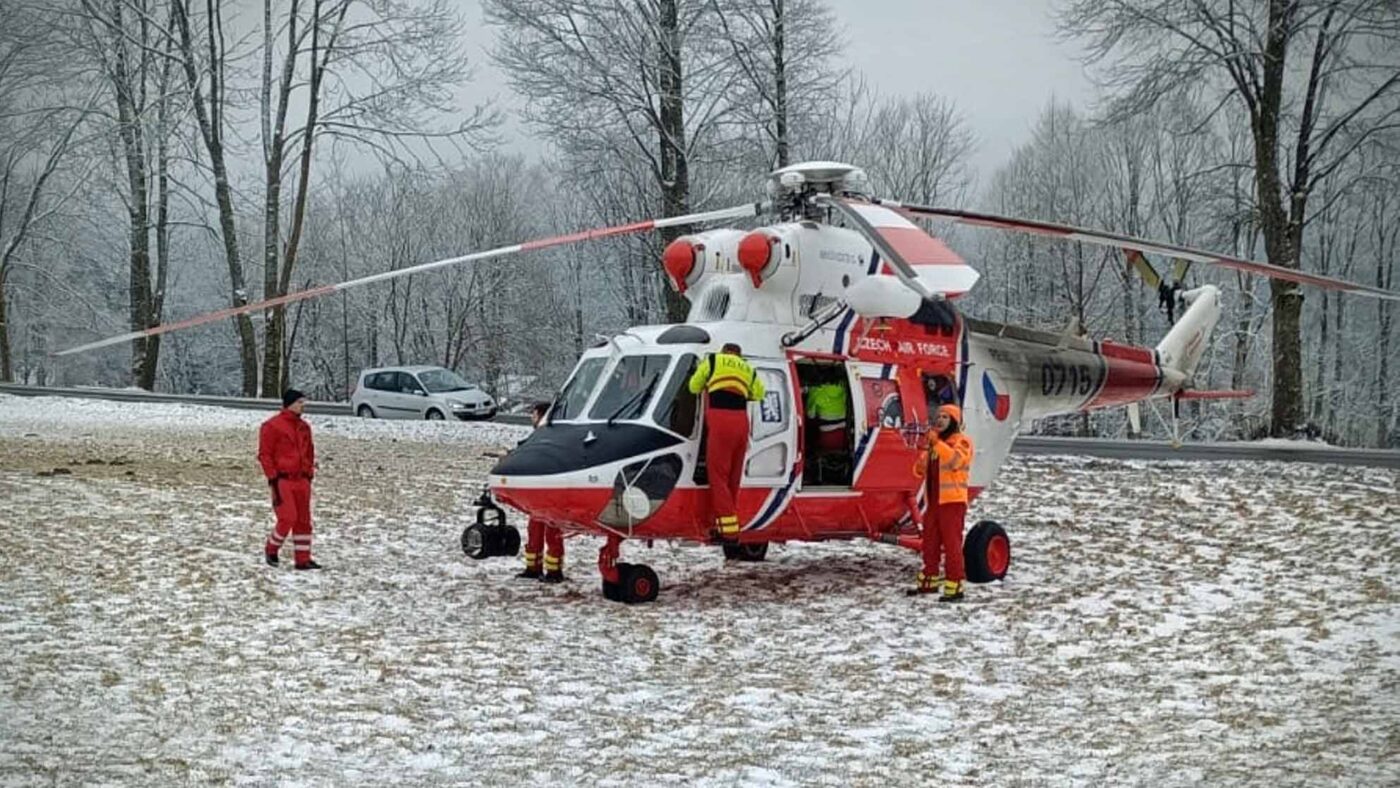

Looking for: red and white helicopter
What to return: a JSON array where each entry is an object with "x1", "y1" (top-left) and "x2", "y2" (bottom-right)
[{"x1": 58, "y1": 161, "x2": 1398, "y2": 603}]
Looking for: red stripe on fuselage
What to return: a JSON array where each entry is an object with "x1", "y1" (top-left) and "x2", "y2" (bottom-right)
[
  {"x1": 493, "y1": 485, "x2": 922, "y2": 543},
  {"x1": 1086, "y1": 342, "x2": 1162, "y2": 409}
]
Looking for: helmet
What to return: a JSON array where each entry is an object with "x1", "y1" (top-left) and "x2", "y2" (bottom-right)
[{"x1": 937, "y1": 403, "x2": 962, "y2": 425}]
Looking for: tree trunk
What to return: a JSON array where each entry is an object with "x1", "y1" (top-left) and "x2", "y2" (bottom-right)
[
  {"x1": 173, "y1": 0, "x2": 258, "y2": 395},
  {"x1": 657, "y1": 0, "x2": 690, "y2": 323},
  {"x1": 277, "y1": 0, "x2": 332, "y2": 394},
  {"x1": 1379, "y1": 240, "x2": 1396, "y2": 447},
  {"x1": 108, "y1": 0, "x2": 156, "y2": 390},
  {"x1": 1253, "y1": 0, "x2": 1305, "y2": 438},
  {"x1": 0, "y1": 271, "x2": 10, "y2": 382},
  {"x1": 772, "y1": 0, "x2": 788, "y2": 169},
  {"x1": 259, "y1": 0, "x2": 298, "y2": 397}
]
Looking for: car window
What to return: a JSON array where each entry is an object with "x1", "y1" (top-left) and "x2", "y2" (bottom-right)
[
  {"x1": 418, "y1": 368, "x2": 473, "y2": 393},
  {"x1": 365, "y1": 372, "x2": 389, "y2": 391},
  {"x1": 588, "y1": 354, "x2": 671, "y2": 421},
  {"x1": 551, "y1": 357, "x2": 607, "y2": 420},
  {"x1": 396, "y1": 372, "x2": 420, "y2": 394},
  {"x1": 654, "y1": 354, "x2": 699, "y2": 437}
]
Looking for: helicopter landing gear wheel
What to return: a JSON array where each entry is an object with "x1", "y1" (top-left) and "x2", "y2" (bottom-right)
[
  {"x1": 598, "y1": 535, "x2": 658, "y2": 603},
  {"x1": 461, "y1": 491, "x2": 519, "y2": 560},
  {"x1": 603, "y1": 563, "x2": 658, "y2": 604},
  {"x1": 722, "y1": 542, "x2": 767, "y2": 562},
  {"x1": 964, "y1": 520, "x2": 1011, "y2": 583},
  {"x1": 618, "y1": 563, "x2": 659, "y2": 604}
]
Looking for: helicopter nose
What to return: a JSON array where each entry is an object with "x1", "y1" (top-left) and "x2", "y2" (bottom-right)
[{"x1": 490, "y1": 422, "x2": 683, "y2": 477}]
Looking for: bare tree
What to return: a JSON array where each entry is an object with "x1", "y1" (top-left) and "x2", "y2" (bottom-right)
[
  {"x1": 486, "y1": 0, "x2": 744, "y2": 321},
  {"x1": 255, "y1": 0, "x2": 495, "y2": 397},
  {"x1": 711, "y1": 0, "x2": 843, "y2": 169},
  {"x1": 74, "y1": 0, "x2": 185, "y2": 390},
  {"x1": 1060, "y1": 0, "x2": 1400, "y2": 437},
  {"x1": 0, "y1": 5, "x2": 95, "y2": 382},
  {"x1": 862, "y1": 93, "x2": 976, "y2": 206},
  {"x1": 171, "y1": 0, "x2": 259, "y2": 395}
]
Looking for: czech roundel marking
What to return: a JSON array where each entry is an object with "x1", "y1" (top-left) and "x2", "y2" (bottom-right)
[{"x1": 983, "y1": 370, "x2": 1010, "y2": 421}]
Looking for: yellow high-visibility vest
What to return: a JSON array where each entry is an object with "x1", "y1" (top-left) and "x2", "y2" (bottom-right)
[{"x1": 688, "y1": 353, "x2": 766, "y2": 401}]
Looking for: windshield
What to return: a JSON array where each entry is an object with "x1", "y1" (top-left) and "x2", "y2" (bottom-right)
[
  {"x1": 552, "y1": 357, "x2": 608, "y2": 420},
  {"x1": 654, "y1": 354, "x2": 699, "y2": 436},
  {"x1": 587, "y1": 354, "x2": 672, "y2": 421},
  {"x1": 417, "y1": 368, "x2": 475, "y2": 393}
]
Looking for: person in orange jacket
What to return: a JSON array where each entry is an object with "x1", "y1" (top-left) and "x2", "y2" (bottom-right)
[
  {"x1": 911, "y1": 403, "x2": 974, "y2": 600},
  {"x1": 517, "y1": 402, "x2": 566, "y2": 582},
  {"x1": 260, "y1": 388, "x2": 320, "y2": 569}
]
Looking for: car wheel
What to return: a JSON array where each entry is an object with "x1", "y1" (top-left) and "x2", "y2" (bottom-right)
[
  {"x1": 356, "y1": 404, "x2": 375, "y2": 418},
  {"x1": 426, "y1": 409, "x2": 445, "y2": 421}
]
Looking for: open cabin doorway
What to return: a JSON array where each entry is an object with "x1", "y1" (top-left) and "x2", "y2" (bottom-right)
[{"x1": 796, "y1": 359, "x2": 854, "y2": 487}]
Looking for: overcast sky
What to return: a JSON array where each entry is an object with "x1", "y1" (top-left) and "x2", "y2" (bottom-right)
[{"x1": 453, "y1": 1, "x2": 1096, "y2": 187}]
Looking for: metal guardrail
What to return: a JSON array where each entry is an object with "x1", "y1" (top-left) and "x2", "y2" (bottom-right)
[
  {"x1": 2, "y1": 383, "x2": 1396, "y2": 467},
  {"x1": 0, "y1": 383, "x2": 533, "y2": 425}
]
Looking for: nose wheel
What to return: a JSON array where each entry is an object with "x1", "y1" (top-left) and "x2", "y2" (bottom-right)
[
  {"x1": 598, "y1": 535, "x2": 659, "y2": 604},
  {"x1": 461, "y1": 490, "x2": 521, "y2": 560}
]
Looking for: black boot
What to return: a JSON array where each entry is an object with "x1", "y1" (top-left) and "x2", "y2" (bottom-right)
[
  {"x1": 541, "y1": 570, "x2": 565, "y2": 584},
  {"x1": 516, "y1": 568, "x2": 542, "y2": 580},
  {"x1": 294, "y1": 559, "x2": 322, "y2": 570},
  {"x1": 265, "y1": 552, "x2": 279, "y2": 567}
]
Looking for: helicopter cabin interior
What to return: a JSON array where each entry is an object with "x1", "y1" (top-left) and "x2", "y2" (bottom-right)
[{"x1": 794, "y1": 359, "x2": 854, "y2": 488}]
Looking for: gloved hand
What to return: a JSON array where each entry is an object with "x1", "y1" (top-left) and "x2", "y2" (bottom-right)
[{"x1": 269, "y1": 478, "x2": 282, "y2": 507}]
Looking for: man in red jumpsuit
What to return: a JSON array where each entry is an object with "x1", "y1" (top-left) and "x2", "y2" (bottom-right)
[
  {"x1": 687, "y1": 342, "x2": 766, "y2": 542},
  {"x1": 518, "y1": 402, "x2": 566, "y2": 582},
  {"x1": 260, "y1": 388, "x2": 320, "y2": 569},
  {"x1": 911, "y1": 403, "x2": 974, "y2": 601}
]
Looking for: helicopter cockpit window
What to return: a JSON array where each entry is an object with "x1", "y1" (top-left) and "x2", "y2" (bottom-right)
[
  {"x1": 654, "y1": 353, "x2": 699, "y2": 437},
  {"x1": 551, "y1": 357, "x2": 607, "y2": 421},
  {"x1": 587, "y1": 354, "x2": 671, "y2": 422}
]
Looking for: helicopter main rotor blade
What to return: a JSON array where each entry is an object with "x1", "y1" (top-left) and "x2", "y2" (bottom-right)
[
  {"x1": 877, "y1": 200, "x2": 1400, "y2": 301},
  {"x1": 53, "y1": 202, "x2": 768, "y2": 358},
  {"x1": 813, "y1": 195, "x2": 979, "y2": 299}
]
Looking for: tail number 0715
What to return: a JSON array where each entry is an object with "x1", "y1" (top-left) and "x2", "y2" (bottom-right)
[{"x1": 1041, "y1": 361, "x2": 1098, "y2": 398}]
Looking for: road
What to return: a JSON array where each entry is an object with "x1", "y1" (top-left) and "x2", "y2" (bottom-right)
[{"x1": 3, "y1": 383, "x2": 1396, "y2": 468}]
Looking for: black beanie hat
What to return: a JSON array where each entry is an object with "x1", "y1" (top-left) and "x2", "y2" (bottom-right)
[{"x1": 282, "y1": 388, "x2": 307, "y2": 408}]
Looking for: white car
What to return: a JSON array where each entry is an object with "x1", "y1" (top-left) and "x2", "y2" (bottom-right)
[{"x1": 351, "y1": 366, "x2": 496, "y2": 421}]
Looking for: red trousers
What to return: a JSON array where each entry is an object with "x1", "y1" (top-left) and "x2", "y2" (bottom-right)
[
  {"x1": 921, "y1": 501, "x2": 967, "y2": 582},
  {"x1": 266, "y1": 477, "x2": 313, "y2": 563},
  {"x1": 705, "y1": 406, "x2": 750, "y2": 527},
  {"x1": 524, "y1": 518, "x2": 564, "y2": 572},
  {"x1": 815, "y1": 427, "x2": 848, "y2": 451}
]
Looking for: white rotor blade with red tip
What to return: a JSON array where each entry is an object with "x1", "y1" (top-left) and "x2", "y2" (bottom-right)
[
  {"x1": 876, "y1": 200, "x2": 1400, "y2": 301},
  {"x1": 815, "y1": 195, "x2": 980, "y2": 299},
  {"x1": 54, "y1": 202, "x2": 768, "y2": 357}
]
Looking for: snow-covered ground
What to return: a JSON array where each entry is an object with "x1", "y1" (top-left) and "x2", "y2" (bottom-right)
[{"x1": 1, "y1": 394, "x2": 1396, "y2": 786}]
